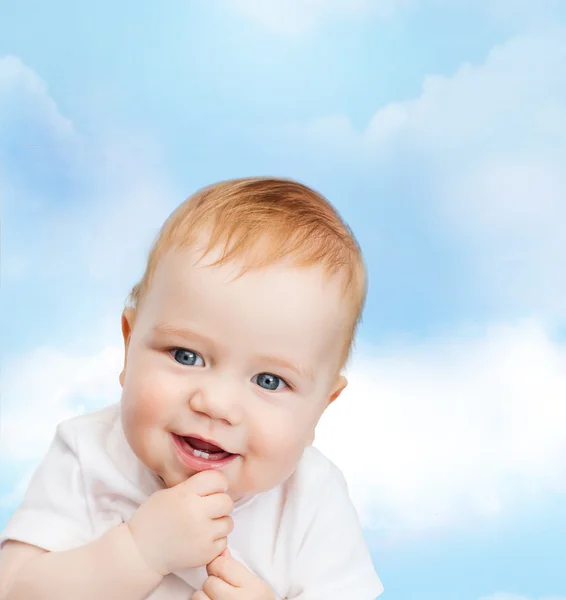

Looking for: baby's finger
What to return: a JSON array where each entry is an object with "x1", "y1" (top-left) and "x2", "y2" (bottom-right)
[
  {"x1": 204, "y1": 492, "x2": 234, "y2": 518},
  {"x1": 191, "y1": 590, "x2": 211, "y2": 600},
  {"x1": 203, "y1": 574, "x2": 233, "y2": 598},
  {"x1": 206, "y1": 553, "x2": 251, "y2": 587},
  {"x1": 212, "y1": 515, "x2": 234, "y2": 540},
  {"x1": 184, "y1": 470, "x2": 228, "y2": 497}
]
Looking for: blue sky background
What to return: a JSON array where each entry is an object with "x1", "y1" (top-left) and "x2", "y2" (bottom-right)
[{"x1": 2, "y1": 1, "x2": 566, "y2": 598}]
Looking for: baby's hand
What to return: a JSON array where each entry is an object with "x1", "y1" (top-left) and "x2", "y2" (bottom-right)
[
  {"x1": 126, "y1": 470, "x2": 234, "y2": 576},
  {"x1": 192, "y1": 548, "x2": 276, "y2": 600}
]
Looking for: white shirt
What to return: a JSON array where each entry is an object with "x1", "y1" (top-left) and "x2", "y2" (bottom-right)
[{"x1": 0, "y1": 404, "x2": 384, "y2": 599}]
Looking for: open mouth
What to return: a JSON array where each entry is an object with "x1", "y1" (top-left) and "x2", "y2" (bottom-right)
[{"x1": 174, "y1": 434, "x2": 233, "y2": 462}]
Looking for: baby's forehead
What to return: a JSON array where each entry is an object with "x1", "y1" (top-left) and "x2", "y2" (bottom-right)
[
  {"x1": 157, "y1": 240, "x2": 340, "y2": 284},
  {"x1": 150, "y1": 248, "x2": 345, "y2": 317}
]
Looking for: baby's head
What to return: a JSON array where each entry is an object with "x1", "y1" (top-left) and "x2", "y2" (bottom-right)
[{"x1": 118, "y1": 177, "x2": 367, "y2": 500}]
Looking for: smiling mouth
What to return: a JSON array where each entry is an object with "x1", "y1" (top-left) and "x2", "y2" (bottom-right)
[{"x1": 174, "y1": 434, "x2": 234, "y2": 462}]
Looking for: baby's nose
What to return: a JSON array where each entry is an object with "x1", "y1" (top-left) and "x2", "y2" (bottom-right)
[{"x1": 188, "y1": 388, "x2": 243, "y2": 426}]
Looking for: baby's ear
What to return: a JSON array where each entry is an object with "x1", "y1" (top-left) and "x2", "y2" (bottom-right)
[
  {"x1": 119, "y1": 309, "x2": 135, "y2": 387},
  {"x1": 121, "y1": 308, "x2": 135, "y2": 345},
  {"x1": 328, "y1": 374, "x2": 348, "y2": 405}
]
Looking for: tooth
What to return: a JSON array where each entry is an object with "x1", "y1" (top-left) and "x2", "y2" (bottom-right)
[{"x1": 193, "y1": 449, "x2": 211, "y2": 459}]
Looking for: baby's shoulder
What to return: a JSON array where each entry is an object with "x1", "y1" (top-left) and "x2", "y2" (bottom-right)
[
  {"x1": 54, "y1": 403, "x2": 121, "y2": 453},
  {"x1": 284, "y1": 446, "x2": 346, "y2": 501},
  {"x1": 51, "y1": 403, "x2": 153, "y2": 502}
]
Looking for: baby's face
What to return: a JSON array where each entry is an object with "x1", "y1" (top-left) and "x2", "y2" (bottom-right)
[{"x1": 119, "y1": 240, "x2": 349, "y2": 501}]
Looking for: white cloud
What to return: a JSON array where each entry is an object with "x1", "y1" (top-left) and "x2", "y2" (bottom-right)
[
  {"x1": 222, "y1": 0, "x2": 405, "y2": 35},
  {"x1": 0, "y1": 345, "x2": 123, "y2": 463},
  {"x1": 0, "y1": 55, "x2": 73, "y2": 138},
  {"x1": 285, "y1": 28, "x2": 566, "y2": 322},
  {"x1": 315, "y1": 320, "x2": 566, "y2": 531},
  {"x1": 0, "y1": 343, "x2": 123, "y2": 509}
]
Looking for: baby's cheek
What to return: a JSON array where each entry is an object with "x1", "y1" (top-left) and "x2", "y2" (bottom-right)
[
  {"x1": 253, "y1": 419, "x2": 308, "y2": 460},
  {"x1": 123, "y1": 372, "x2": 174, "y2": 425}
]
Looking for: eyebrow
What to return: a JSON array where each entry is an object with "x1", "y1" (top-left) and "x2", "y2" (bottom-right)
[
  {"x1": 152, "y1": 324, "x2": 214, "y2": 348},
  {"x1": 151, "y1": 324, "x2": 315, "y2": 383},
  {"x1": 254, "y1": 354, "x2": 315, "y2": 383}
]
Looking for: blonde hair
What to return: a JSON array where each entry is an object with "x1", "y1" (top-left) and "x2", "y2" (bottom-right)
[{"x1": 127, "y1": 177, "x2": 367, "y2": 371}]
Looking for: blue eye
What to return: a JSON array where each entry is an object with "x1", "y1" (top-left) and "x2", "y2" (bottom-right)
[
  {"x1": 172, "y1": 348, "x2": 204, "y2": 367},
  {"x1": 253, "y1": 373, "x2": 288, "y2": 391}
]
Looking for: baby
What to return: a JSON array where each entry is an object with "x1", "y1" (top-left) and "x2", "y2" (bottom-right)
[{"x1": 0, "y1": 177, "x2": 384, "y2": 599}]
